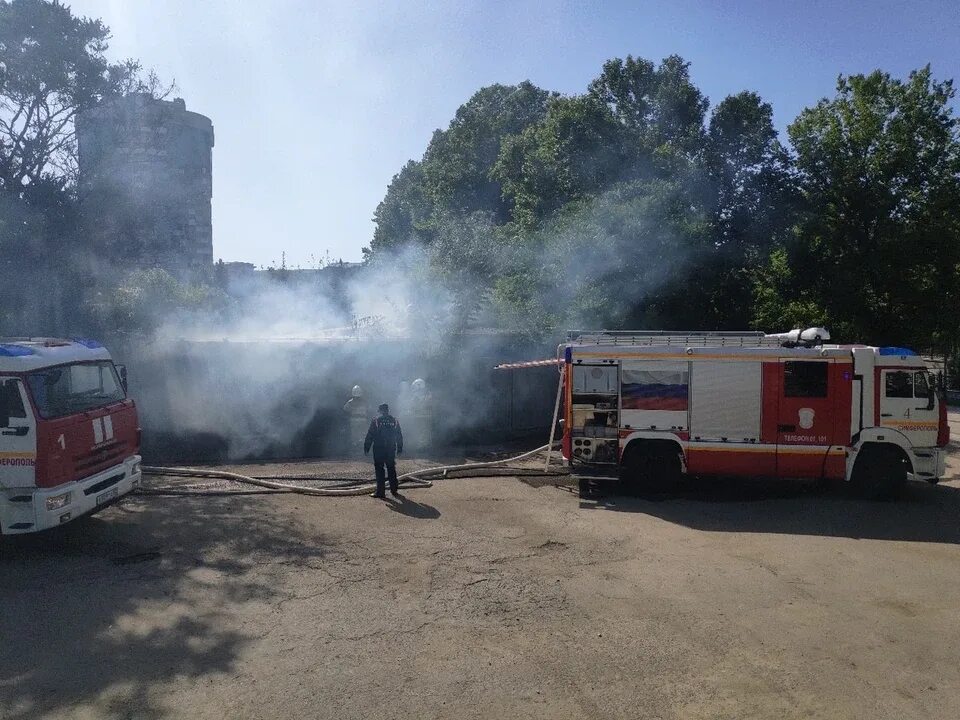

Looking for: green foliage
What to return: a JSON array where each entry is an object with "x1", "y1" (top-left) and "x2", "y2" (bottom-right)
[
  {"x1": 370, "y1": 160, "x2": 431, "y2": 251},
  {"x1": 369, "y1": 82, "x2": 554, "y2": 255},
  {"x1": 489, "y1": 174, "x2": 711, "y2": 334},
  {"x1": 588, "y1": 54, "x2": 708, "y2": 159},
  {"x1": 0, "y1": 0, "x2": 167, "y2": 336},
  {"x1": 421, "y1": 82, "x2": 554, "y2": 218},
  {"x1": 698, "y1": 91, "x2": 797, "y2": 328},
  {"x1": 0, "y1": 0, "x2": 156, "y2": 188},
  {"x1": 367, "y1": 55, "x2": 796, "y2": 336},
  {"x1": 371, "y1": 54, "x2": 960, "y2": 353},
  {"x1": 87, "y1": 268, "x2": 233, "y2": 338},
  {"x1": 494, "y1": 95, "x2": 630, "y2": 227},
  {"x1": 761, "y1": 66, "x2": 960, "y2": 347},
  {"x1": 751, "y1": 246, "x2": 831, "y2": 333}
]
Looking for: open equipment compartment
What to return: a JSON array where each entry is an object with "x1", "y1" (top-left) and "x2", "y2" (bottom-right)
[{"x1": 569, "y1": 363, "x2": 619, "y2": 465}]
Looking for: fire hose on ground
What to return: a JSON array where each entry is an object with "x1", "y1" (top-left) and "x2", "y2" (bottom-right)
[{"x1": 141, "y1": 443, "x2": 564, "y2": 497}]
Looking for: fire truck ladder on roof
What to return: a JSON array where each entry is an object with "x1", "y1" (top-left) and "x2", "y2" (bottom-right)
[{"x1": 567, "y1": 330, "x2": 793, "y2": 348}]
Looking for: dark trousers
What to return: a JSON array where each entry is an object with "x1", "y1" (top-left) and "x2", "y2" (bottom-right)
[{"x1": 373, "y1": 454, "x2": 398, "y2": 495}]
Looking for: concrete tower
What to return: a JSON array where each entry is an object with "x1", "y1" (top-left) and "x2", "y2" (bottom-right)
[{"x1": 77, "y1": 95, "x2": 215, "y2": 275}]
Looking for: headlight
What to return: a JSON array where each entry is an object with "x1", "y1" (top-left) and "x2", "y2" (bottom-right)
[
  {"x1": 46, "y1": 492, "x2": 72, "y2": 511},
  {"x1": 131, "y1": 461, "x2": 142, "y2": 476}
]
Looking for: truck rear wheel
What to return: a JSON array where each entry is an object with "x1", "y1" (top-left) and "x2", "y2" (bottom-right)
[
  {"x1": 852, "y1": 445, "x2": 908, "y2": 500},
  {"x1": 620, "y1": 442, "x2": 682, "y2": 493}
]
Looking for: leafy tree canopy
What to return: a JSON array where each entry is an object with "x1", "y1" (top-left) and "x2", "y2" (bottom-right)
[
  {"x1": 371, "y1": 57, "x2": 960, "y2": 357},
  {"x1": 0, "y1": 0, "x2": 164, "y2": 190},
  {"x1": 760, "y1": 66, "x2": 960, "y2": 348},
  {"x1": 0, "y1": 0, "x2": 169, "y2": 336}
]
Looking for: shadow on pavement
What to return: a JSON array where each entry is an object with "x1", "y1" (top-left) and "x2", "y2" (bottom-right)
[
  {"x1": 385, "y1": 493, "x2": 441, "y2": 519},
  {"x1": 579, "y1": 477, "x2": 960, "y2": 544},
  {"x1": 0, "y1": 489, "x2": 328, "y2": 719}
]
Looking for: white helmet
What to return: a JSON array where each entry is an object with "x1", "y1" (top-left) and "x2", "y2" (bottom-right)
[
  {"x1": 411, "y1": 378, "x2": 426, "y2": 392},
  {"x1": 351, "y1": 385, "x2": 363, "y2": 398}
]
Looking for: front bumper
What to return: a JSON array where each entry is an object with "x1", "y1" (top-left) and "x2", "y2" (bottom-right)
[
  {"x1": 1, "y1": 456, "x2": 142, "y2": 534},
  {"x1": 910, "y1": 447, "x2": 946, "y2": 481}
]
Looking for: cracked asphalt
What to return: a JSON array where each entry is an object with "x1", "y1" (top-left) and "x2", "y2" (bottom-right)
[{"x1": 2, "y1": 416, "x2": 960, "y2": 719}]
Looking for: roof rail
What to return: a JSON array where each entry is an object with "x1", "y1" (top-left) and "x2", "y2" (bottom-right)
[{"x1": 567, "y1": 330, "x2": 789, "y2": 348}]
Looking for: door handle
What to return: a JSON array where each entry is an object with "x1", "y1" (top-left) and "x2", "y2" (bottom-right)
[
  {"x1": 1, "y1": 426, "x2": 28, "y2": 436},
  {"x1": 777, "y1": 424, "x2": 796, "y2": 432},
  {"x1": 880, "y1": 413, "x2": 893, "y2": 417}
]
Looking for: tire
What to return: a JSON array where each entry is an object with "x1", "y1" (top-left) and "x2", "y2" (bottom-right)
[
  {"x1": 620, "y1": 443, "x2": 682, "y2": 493},
  {"x1": 852, "y1": 446, "x2": 908, "y2": 500}
]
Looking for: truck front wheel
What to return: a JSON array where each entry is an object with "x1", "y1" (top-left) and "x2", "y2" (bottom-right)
[{"x1": 851, "y1": 445, "x2": 908, "y2": 500}]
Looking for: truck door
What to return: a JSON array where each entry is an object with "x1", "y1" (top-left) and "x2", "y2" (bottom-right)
[
  {"x1": 879, "y1": 368, "x2": 939, "y2": 447},
  {"x1": 776, "y1": 360, "x2": 833, "y2": 477},
  {"x1": 0, "y1": 378, "x2": 37, "y2": 488}
]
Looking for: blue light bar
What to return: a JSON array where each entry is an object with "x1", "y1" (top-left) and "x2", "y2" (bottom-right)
[
  {"x1": 0, "y1": 344, "x2": 35, "y2": 357},
  {"x1": 878, "y1": 347, "x2": 917, "y2": 356},
  {"x1": 71, "y1": 338, "x2": 104, "y2": 349}
]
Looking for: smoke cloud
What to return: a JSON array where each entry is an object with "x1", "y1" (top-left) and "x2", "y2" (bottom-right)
[{"x1": 121, "y1": 244, "x2": 557, "y2": 462}]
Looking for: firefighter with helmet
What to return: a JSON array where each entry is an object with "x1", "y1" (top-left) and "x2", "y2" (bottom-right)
[
  {"x1": 407, "y1": 378, "x2": 432, "y2": 451},
  {"x1": 343, "y1": 384, "x2": 368, "y2": 453}
]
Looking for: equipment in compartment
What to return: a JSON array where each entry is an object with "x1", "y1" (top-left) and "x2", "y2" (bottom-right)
[
  {"x1": 571, "y1": 437, "x2": 617, "y2": 464},
  {"x1": 569, "y1": 363, "x2": 620, "y2": 464}
]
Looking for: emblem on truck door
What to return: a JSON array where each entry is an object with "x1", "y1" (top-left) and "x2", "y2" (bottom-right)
[
  {"x1": 92, "y1": 415, "x2": 115, "y2": 445},
  {"x1": 798, "y1": 408, "x2": 815, "y2": 430}
]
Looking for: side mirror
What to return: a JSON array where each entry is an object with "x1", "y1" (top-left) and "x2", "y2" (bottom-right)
[
  {"x1": 0, "y1": 382, "x2": 10, "y2": 428},
  {"x1": 116, "y1": 364, "x2": 128, "y2": 394}
]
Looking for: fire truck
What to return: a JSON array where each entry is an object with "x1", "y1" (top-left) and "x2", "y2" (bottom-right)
[
  {"x1": 561, "y1": 329, "x2": 949, "y2": 497},
  {"x1": 0, "y1": 338, "x2": 142, "y2": 534}
]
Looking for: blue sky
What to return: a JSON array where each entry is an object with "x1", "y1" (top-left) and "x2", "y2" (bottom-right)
[{"x1": 66, "y1": 0, "x2": 960, "y2": 267}]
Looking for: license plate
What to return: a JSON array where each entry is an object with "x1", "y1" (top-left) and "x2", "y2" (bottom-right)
[{"x1": 96, "y1": 487, "x2": 119, "y2": 506}]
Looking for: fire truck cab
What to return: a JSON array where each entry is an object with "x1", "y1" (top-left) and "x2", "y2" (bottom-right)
[
  {"x1": 0, "y1": 338, "x2": 142, "y2": 534},
  {"x1": 563, "y1": 330, "x2": 949, "y2": 498}
]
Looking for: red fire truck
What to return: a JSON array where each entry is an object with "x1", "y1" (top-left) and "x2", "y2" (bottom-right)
[
  {"x1": 0, "y1": 338, "x2": 142, "y2": 533},
  {"x1": 562, "y1": 329, "x2": 949, "y2": 497}
]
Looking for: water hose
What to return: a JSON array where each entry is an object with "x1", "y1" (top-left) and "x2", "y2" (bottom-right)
[{"x1": 142, "y1": 443, "x2": 560, "y2": 497}]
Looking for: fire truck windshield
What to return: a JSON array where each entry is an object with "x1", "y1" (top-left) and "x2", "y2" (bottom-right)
[{"x1": 26, "y1": 361, "x2": 126, "y2": 419}]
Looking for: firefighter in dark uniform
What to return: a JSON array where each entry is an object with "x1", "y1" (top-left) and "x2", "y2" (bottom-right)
[{"x1": 364, "y1": 403, "x2": 404, "y2": 498}]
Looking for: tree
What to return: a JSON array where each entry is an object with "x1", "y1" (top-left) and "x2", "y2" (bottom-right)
[
  {"x1": 0, "y1": 0, "x2": 166, "y2": 335},
  {"x1": 493, "y1": 95, "x2": 630, "y2": 227},
  {"x1": 420, "y1": 82, "x2": 554, "y2": 219},
  {"x1": 698, "y1": 91, "x2": 796, "y2": 327},
  {"x1": 705, "y1": 92, "x2": 792, "y2": 248},
  {"x1": 422, "y1": 210, "x2": 502, "y2": 330},
  {"x1": 588, "y1": 54, "x2": 708, "y2": 161},
  {"x1": 760, "y1": 67, "x2": 960, "y2": 346},
  {"x1": 370, "y1": 53, "x2": 959, "y2": 354},
  {"x1": 492, "y1": 174, "x2": 712, "y2": 333},
  {"x1": 0, "y1": 0, "x2": 161, "y2": 189},
  {"x1": 369, "y1": 82, "x2": 552, "y2": 253},
  {"x1": 369, "y1": 160, "x2": 431, "y2": 254}
]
